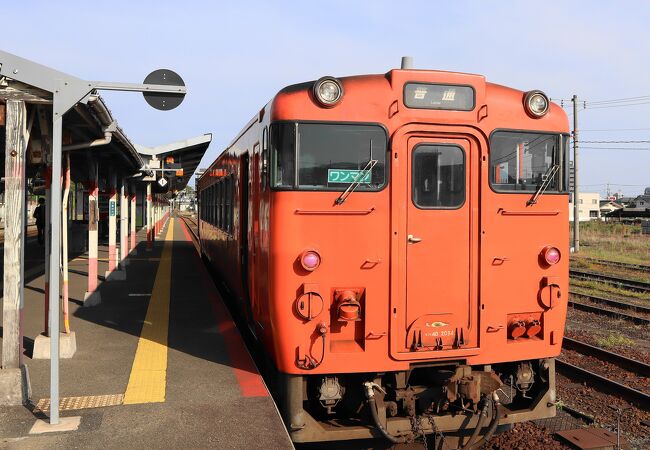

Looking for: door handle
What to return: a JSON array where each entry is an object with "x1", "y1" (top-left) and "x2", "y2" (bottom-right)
[{"x1": 407, "y1": 234, "x2": 422, "y2": 244}]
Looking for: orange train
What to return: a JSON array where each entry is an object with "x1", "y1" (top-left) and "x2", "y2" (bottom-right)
[{"x1": 197, "y1": 62, "x2": 569, "y2": 447}]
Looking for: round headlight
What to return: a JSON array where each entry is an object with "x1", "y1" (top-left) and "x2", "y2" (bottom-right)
[
  {"x1": 313, "y1": 77, "x2": 344, "y2": 107},
  {"x1": 524, "y1": 90, "x2": 550, "y2": 118}
]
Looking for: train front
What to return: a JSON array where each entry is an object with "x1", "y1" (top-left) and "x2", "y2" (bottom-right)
[{"x1": 265, "y1": 68, "x2": 570, "y2": 445}]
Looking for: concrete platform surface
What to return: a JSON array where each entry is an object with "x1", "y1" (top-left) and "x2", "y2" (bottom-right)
[{"x1": 0, "y1": 218, "x2": 293, "y2": 449}]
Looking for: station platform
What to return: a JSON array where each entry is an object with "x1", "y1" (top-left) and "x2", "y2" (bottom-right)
[{"x1": 0, "y1": 217, "x2": 293, "y2": 449}]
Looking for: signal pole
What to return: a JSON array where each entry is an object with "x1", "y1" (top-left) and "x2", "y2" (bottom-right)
[{"x1": 572, "y1": 95, "x2": 580, "y2": 252}]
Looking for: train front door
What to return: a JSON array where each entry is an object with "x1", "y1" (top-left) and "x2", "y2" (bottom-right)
[{"x1": 390, "y1": 129, "x2": 479, "y2": 358}]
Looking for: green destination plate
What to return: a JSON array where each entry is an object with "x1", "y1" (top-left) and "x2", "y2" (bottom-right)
[{"x1": 327, "y1": 169, "x2": 371, "y2": 184}]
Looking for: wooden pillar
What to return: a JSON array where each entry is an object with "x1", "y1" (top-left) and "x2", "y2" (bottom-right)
[
  {"x1": 120, "y1": 177, "x2": 128, "y2": 265},
  {"x1": 107, "y1": 173, "x2": 117, "y2": 273},
  {"x1": 130, "y1": 184, "x2": 136, "y2": 253},
  {"x1": 0, "y1": 100, "x2": 29, "y2": 406},
  {"x1": 2, "y1": 100, "x2": 27, "y2": 370},
  {"x1": 146, "y1": 182, "x2": 153, "y2": 250},
  {"x1": 84, "y1": 160, "x2": 99, "y2": 301}
]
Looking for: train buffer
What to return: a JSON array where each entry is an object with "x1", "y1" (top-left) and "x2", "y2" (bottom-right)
[{"x1": 0, "y1": 217, "x2": 293, "y2": 449}]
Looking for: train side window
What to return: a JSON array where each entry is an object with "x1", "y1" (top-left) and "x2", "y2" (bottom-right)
[
  {"x1": 217, "y1": 181, "x2": 223, "y2": 229},
  {"x1": 412, "y1": 144, "x2": 465, "y2": 209},
  {"x1": 271, "y1": 123, "x2": 296, "y2": 188},
  {"x1": 262, "y1": 127, "x2": 269, "y2": 190},
  {"x1": 210, "y1": 185, "x2": 215, "y2": 225},
  {"x1": 225, "y1": 176, "x2": 232, "y2": 233}
]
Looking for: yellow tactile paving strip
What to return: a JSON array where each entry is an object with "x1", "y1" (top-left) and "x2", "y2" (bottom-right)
[
  {"x1": 123, "y1": 221, "x2": 174, "y2": 404},
  {"x1": 34, "y1": 394, "x2": 124, "y2": 412}
]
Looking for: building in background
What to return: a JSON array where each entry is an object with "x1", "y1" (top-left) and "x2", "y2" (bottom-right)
[
  {"x1": 569, "y1": 192, "x2": 601, "y2": 221},
  {"x1": 599, "y1": 199, "x2": 624, "y2": 218}
]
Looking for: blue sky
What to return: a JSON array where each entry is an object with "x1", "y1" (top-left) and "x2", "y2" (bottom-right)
[{"x1": 5, "y1": 1, "x2": 650, "y2": 196}]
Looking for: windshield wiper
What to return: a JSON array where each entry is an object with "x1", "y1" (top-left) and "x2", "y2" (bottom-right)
[
  {"x1": 334, "y1": 159, "x2": 378, "y2": 205},
  {"x1": 527, "y1": 164, "x2": 560, "y2": 205}
]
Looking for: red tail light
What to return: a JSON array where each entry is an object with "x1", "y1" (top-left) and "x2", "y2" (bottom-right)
[
  {"x1": 541, "y1": 246, "x2": 561, "y2": 265},
  {"x1": 300, "y1": 250, "x2": 321, "y2": 271}
]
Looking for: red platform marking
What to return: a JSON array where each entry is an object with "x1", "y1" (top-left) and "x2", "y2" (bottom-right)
[{"x1": 179, "y1": 219, "x2": 269, "y2": 397}]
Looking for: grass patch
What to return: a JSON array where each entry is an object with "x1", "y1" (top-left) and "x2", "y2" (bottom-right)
[
  {"x1": 569, "y1": 279, "x2": 650, "y2": 302},
  {"x1": 571, "y1": 221, "x2": 650, "y2": 266},
  {"x1": 595, "y1": 333, "x2": 635, "y2": 349}
]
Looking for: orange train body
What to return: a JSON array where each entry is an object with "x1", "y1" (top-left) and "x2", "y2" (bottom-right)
[{"x1": 198, "y1": 67, "x2": 569, "y2": 444}]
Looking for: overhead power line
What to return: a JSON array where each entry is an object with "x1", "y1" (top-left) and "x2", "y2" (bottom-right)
[
  {"x1": 580, "y1": 127, "x2": 650, "y2": 132},
  {"x1": 580, "y1": 146, "x2": 650, "y2": 151},
  {"x1": 577, "y1": 140, "x2": 650, "y2": 143},
  {"x1": 587, "y1": 95, "x2": 650, "y2": 105}
]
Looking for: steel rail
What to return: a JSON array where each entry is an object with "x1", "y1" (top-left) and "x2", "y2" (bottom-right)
[
  {"x1": 570, "y1": 269, "x2": 650, "y2": 293},
  {"x1": 569, "y1": 290, "x2": 650, "y2": 316},
  {"x1": 562, "y1": 337, "x2": 650, "y2": 377},
  {"x1": 556, "y1": 359, "x2": 650, "y2": 411},
  {"x1": 180, "y1": 217, "x2": 199, "y2": 243},
  {"x1": 568, "y1": 299, "x2": 650, "y2": 326},
  {"x1": 579, "y1": 258, "x2": 650, "y2": 273}
]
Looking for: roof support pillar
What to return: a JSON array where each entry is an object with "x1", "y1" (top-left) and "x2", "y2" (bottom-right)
[
  {"x1": 84, "y1": 159, "x2": 100, "y2": 304},
  {"x1": 120, "y1": 177, "x2": 129, "y2": 267},
  {"x1": 48, "y1": 113, "x2": 63, "y2": 424},
  {"x1": 0, "y1": 100, "x2": 30, "y2": 406},
  {"x1": 146, "y1": 182, "x2": 153, "y2": 251},
  {"x1": 130, "y1": 184, "x2": 137, "y2": 255},
  {"x1": 106, "y1": 173, "x2": 118, "y2": 277}
]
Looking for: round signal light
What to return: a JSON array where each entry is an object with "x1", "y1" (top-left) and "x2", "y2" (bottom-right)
[
  {"x1": 541, "y1": 246, "x2": 561, "y2": 265},
  {"x1": 300, "y1": 250, "x2": 321, "y2": 272},
  {"x1": 313, "y1": 76, "x2": 344, "y2": 107},
  {"x1": 524, "y1": 90, "x2": 550, "y2": 118}
]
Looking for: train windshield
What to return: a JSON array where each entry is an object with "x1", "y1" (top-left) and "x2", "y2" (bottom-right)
[
  {"x1": 489, "y1": 131, "x2": 569, "y2": 193},
  {"x1": 271, "y1": 122, "x2": 387, "y2": 191}
]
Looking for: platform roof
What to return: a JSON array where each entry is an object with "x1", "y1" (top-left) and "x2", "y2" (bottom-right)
[{"x1": 135, "y1": 134, "x2": 212, "y2": 193}]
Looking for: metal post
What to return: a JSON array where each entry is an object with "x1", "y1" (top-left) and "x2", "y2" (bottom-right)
[
  {"x1": 49, "y1": 114, "x2": 63, "y2": 425},
  {"x1": 572, "y1": 95, "x2": 579, "y2": 252}
]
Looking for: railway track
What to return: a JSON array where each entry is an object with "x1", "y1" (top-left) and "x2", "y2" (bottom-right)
[
  {"x1": 570, "y1": 269, "x2": 650, "y2": 293},
  {"x1": 562, "y1": 337, "x2": 650, "y2": 377},
  {"x1": 579, "y1": 257, "x2": 650, "y2": 273},
  {"x1": 556, "y1": 358, "x2": 650, "y2": 411},
  {"x1": 179, "y1": 216, "x2": 199, "y2": 243},
  {"x1": 568, "y1": 294, "x2": 650, "y2": 326},
  {"x1": 569, "y1": 291, "x2": 650, "y2": 316}
]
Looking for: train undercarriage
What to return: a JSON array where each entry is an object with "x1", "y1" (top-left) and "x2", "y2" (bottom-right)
[{"x1": 281, "y1": 358, "x2": 557, "y2": 448}]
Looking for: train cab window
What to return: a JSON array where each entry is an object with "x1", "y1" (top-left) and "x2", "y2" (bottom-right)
[
  {"x1": 271, "y1": 122, "x2": 387, "y2": 191},
  {"x1": 490, "y1": 131, "x2": 568, "y2": 193},
  {"x1": 412, "y1": 145, "x2": 465, "y2": 208}
]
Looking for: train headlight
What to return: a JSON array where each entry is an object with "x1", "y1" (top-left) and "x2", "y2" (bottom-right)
[
  {"x1": 300, "y1": 250, "x2": 322, "y2": 271},
  {"x1": 524, "y1": 90, "x2": 550, "y2": 118},
  {"x1": 541, "y1": 246, "x2": 561, "y2": 265},
  {"x1": 313, "y1": 77, "x2": 344, "y2": 107}
]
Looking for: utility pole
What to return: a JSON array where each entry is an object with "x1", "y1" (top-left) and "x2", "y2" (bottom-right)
[{"x1": 572, "y1": 95, "x2": 580, "y2": 252}]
